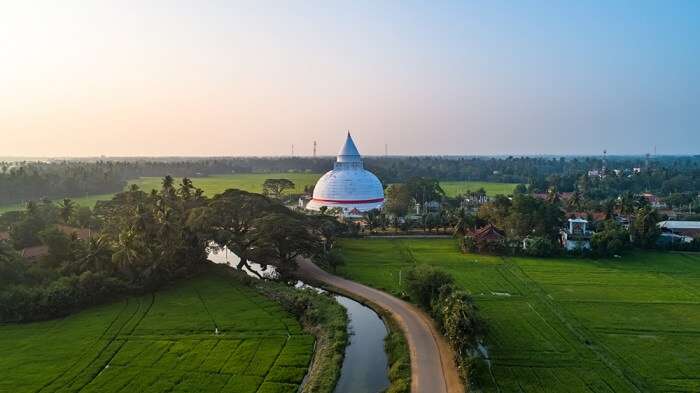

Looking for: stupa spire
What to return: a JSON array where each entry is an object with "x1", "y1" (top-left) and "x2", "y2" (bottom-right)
[{"x1": 337, "y1": 132, "x2": 361, "y2": 161}]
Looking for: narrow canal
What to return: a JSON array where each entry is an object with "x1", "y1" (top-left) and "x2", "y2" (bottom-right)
[
  {"x1": 209, "y1": 246, "x2": 390, "y2": 393},
  {"x1": 333, "y1": 295, "x2": 390, "y2": 393}
]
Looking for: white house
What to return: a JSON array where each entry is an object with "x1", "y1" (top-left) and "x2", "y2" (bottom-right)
[{"x1": 561, "y1": 218, "x2": 593, "y2": 250}]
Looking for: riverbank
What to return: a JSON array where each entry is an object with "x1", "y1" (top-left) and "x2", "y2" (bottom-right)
[
  {"x1": 215, "y1": 264, "x2": 348, "y2": 393},
  {"x1": 297, "y1": 258, "x2": 464, "y2": 393}
]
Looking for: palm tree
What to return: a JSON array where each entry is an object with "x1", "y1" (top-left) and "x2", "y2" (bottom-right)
[
  {"x1": 618, "y1": 192, "x2": 635, "y2": 219},
  {"x1": 162, "y1": 175, "x2": 175, "y2": 190},
  {"x1": 111, "y1": 230, "x2": 141, "y2": 278},
  {"x1": 567, "y1": 190, "x2": 583, "y2": 211},
  {"x1": 58, "y1": 198, "x2": 76, "y2": 223},
  {"x1": 453, "y1": 208, "x2": 475, "y2": 237},
  {"x1": 546, "y1": 186, "x2": 560, "y2": 204},
  {"x1": 603, "y1": 198, "x2": 617, "y2": 220}
]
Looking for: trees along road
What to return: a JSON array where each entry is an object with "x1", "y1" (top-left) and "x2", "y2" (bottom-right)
[{"x1": 297, "y1": 258, "x2": 464, "y2": 393}]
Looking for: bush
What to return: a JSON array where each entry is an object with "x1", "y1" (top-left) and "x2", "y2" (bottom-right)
[
  {"x1": 0, "y1": 271, "x2": 129, "y2": 322},
  {"x1": 403, "y1": 265, "x2": 485, "y2": 382},
  {"x1": 404, "y1": 265, "x2": 454, "y2": 310},
  {"x1": 591, "y1": 221, "x2": 631, "y2": 257},
  {"x1": 523, "y1": 236, "x2": 560, "y2": 257}
]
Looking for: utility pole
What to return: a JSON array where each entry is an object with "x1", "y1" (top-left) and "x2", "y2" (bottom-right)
[
  {"x1": 291, "y1": 144, "x2": 294, "y2": 157},
  {"x1": 385, "y1": 143, "x2": 388, "y2": 157},
  {"x1": 313, "y1": 141, "x2": 317, "y2": 158}
]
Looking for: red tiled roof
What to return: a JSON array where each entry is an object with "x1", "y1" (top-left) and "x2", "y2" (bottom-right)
[
  {"x1": 21, "y1": 245, "x2": 49, "y2": 259},
  {"x1": 0, "y1": 231, "x2": 9, "y2": 241},
  {"x1": 56, "y1": 224, "x2": 91, "y2": 240},
  {"x1": 568, "y1": 211, "x2": 607, "y2": 221},
  {"x1": 469, "y1": 224, "x2": 505, "y2": 241}
]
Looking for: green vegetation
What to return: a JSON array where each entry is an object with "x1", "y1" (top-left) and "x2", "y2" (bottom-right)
[
  {"x1": 0, "y1": 193, "x2": 114, "y2": 214},
  {"x1": 130, "y1": 173, "x2": 321, "y2": 199},
  {"x1": 439, "y1": 181, "x2": 518, "y2": 197},
  {"x1": 336, "y1": 238, "x2": 700, "y2": 392},
  {"x1": 0, "y1": 175, "x2": 519, "y2": 214},
  {"x1": 0, "y1": 272, "x2": 315, "y2": 393},
  {"x1": 383, "y1": 314, "x2": 411, "y2": 393},
  {"x1": 0, "y1": 173, "x2": 321, "y2": 214},
  {"x1": 403, "y1": 264, "x2": 483, "y2": 381}
]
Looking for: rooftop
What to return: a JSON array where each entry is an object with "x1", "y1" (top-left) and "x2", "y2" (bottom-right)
[{"x1": 658, "y1": 221, "x2": 700, "y2": 229}]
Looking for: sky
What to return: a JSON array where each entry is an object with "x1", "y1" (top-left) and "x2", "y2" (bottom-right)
[{"x1": 1, "y1": 1, "x2": 699, "y2": 157}]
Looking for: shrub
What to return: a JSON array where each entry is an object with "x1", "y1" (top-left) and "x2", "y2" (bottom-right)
[
  {"x1": 590, "y1": 221, "x2": 631, "y2": 257},
  {"x1": 523, "y1": 236, "x2": 561, "y2": 257},
  {"x1": 404, "y1": 266, "x2": 485, "y2": 382},
  {"x1": 404, "y1": 265, "x2": 454, "y2": 310}
]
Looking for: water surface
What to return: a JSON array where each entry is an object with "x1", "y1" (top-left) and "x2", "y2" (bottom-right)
[{"x1": 333, "y1": 295, "x2": 390, "y2": 393}]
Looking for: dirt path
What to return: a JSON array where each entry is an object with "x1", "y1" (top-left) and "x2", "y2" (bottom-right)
[{"x1": 297, "y1": 259, "x2": 464, "y2": 393}]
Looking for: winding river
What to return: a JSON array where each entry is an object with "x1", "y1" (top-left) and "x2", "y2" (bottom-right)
[{"x1": 208, "y1": 247, "x2": 390, "y2": 393}]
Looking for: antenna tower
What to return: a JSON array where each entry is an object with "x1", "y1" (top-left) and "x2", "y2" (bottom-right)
[{"x1": 313, "y1": 141, "x2": 317, "y2": 158}]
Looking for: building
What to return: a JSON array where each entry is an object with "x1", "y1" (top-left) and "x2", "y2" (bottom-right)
[
  {"x1": 463, "y1": 224, "x2": 506, "y2": 253},
  {"x1": 305, "y1": 133, "x2": 384, "y2": 216},
  {"x1": 657, "y1": 221, "x2": 700, "y2": 240},
  {"x1": 560, "y1": 218, "x2": 593, "y2": 250},
  {"x1": 641, "y1": 193, "x2": 667, "y2": 209}
]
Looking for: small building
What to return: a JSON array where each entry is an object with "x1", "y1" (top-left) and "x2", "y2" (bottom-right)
[
  {"x1": 642, "y1": 193, "x2": 667, "y2": 209},
  {"x1": 657, "y1": 221, "x2": 700, "y2": 239},
  {"x1": 567, "y1": 211, "x2": 607, "y2": 222},
  {"x1": 560, "y1": 218, "x2": 593, "y2": 251},
  {"x1": 56, "y1": 224, "x2": 91, "y2": 240},
  {"x1": 20, "y1": 245, "x2": 50, "y2": 260},
  {"x1": 469, "y1": 224, "x2": 506, "y2": 243}
]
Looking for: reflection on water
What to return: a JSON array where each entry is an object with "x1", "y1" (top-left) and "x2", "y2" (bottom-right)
[
  {"x1": 333, "y1": 296, "x2": 390, "y2": 393},
  {"x1": 208, "y1": 245, "x2": 279, "y2": 279},
  {"x1": 207, "y1": 245, "x2": 390, "y2": 393}
]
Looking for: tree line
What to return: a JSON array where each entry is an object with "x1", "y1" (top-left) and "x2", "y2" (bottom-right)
[
  {"x1": 3, "y1": 155, "x2": 699, "y2": 206},
  {"x1": 0, "y1": 176, "x2": 343, "y2": 322}
]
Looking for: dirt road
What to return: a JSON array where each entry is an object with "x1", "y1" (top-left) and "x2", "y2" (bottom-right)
[{"x1": 297, "y1": 259, "x2": 464, "y2": 393}]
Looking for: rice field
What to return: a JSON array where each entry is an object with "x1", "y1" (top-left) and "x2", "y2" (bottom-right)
[
  {"x1": 0, "y1": 273, "x2": 314, "y2": 393},
  {"x1": 0, "y1": 173, "x2": 322, "y2": 214},
  {"x1": 336, "y1": 238, "x2": 700, "y2": 392},
  {"x1": 0, "y1": 174, "x2": 515, "y2": 213},
  {"x1": 439, "y1": 181, "x2": 518, "y2": 197}
]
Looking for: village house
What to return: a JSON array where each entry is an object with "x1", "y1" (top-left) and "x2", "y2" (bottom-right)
[
  {"x1": 560, "y1": 218, "x2": 593, "y2": 251},
  {"x1": 641, "y1": 193, "x2": 667, "y2": 209},
  {"x1": 657, "y1": 221, "x2": 700, "y2": 244}
]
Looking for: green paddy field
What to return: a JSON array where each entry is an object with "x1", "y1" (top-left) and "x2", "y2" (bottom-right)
[
  {"x1": 0, "y1": 174, "x2": 516, "y2": 213},
  {"x1": 0, "y1": 273, "x2": 313, "y2": 393},
  {"x1": 0, "y1": 173, "x2": 322, "y2": 214},
  {"x1": 336, "y1": 238, "x2": 700, "y2": 392}
]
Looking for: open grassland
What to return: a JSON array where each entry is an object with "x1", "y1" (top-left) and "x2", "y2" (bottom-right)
[
  {"x1": 0, "y1": 173, "x2": 322, "y2": 214},
  {"x1": 439, "y1": 181, "x2": 518, "y2": 197},
  {"x1": 0, "y1": 273, "x2": 314, "y2": 393},
  {"x1": 336, "y1": 238, "x2": 700, "y2": 392},
  {"x1": 0, "y1": 175, "x2": 514, "y2": 213},
  {"x1": 130, "y1": 173, "x2": 322, "y2": 198}
]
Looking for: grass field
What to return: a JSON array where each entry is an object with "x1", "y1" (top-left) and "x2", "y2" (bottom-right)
[
  {"x1": 0, "y1": 173, "x2": 322, "y2": 214},
  {"x1": 439, "y1": 181, "x2": 518, "y2": 197},
  {"x1": 0, "y1": 273, "x2": 314, "y2": 393},
  {"x1": 0, "y1": 174, "x2": 516, "y2": 214},
  {"x1": 336, "y1": 238, "x2": 700, "y2": 392}
]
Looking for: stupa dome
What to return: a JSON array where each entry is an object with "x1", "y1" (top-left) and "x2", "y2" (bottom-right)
[{"x1": 306, "y1": 133, "x2": 384, "y2": 215}]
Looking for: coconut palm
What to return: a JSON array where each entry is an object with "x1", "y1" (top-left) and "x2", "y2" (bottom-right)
[
  {"x1": 58, "y1": 198, "x2": 76, "y2": 223},
  {"x1": 567, "y1": 190, "x2": 584, "y2": 211},
  {"x1": 546, "y1": 186, "x2": 560, "y2": 204}
]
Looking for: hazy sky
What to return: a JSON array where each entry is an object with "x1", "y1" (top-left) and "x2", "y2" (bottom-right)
[{"x1": 1, "y1": 1, "x2": 699, "y2": 157}]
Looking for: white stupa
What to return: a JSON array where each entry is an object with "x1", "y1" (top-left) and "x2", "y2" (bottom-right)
[{"x1": 306, "y1": 133, "x2": 384, "y2": 215}]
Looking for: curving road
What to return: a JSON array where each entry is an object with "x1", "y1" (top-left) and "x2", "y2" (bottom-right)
[{"x1": 297, "y1": 259, "x2": 464, "y2": 393}]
